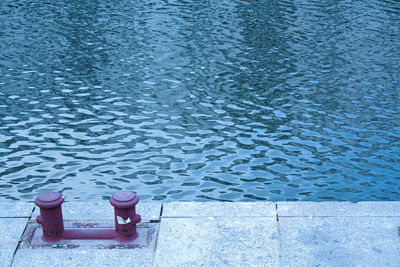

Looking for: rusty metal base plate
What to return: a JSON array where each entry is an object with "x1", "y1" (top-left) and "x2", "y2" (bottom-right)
[{"x1": 20, "y1": 221, "x2": 159, "y2": 249}]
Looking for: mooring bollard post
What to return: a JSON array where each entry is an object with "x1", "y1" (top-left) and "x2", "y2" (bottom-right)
[
  {"x1": 34, "y1": 192, "x2": 64, "y2": 241},
  {"x1": 34, "y1": 191, "x2": 141, "y2": 243},
  {"x1": 110, "y1": 191, "x2": 141, "y2": 241}
]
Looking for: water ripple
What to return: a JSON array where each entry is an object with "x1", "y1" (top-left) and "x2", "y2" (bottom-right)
[{"x1": 0, "y1": 0, "x2": 399, "y2": 201}]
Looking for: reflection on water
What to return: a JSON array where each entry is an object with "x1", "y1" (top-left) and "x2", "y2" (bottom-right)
[{"x1": 0, "y1": 0, "x2": 399, "y2": 201}]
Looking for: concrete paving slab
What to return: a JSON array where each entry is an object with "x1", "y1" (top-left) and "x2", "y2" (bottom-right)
[
  {"x1": 0, "y1": 246, "x2": 16, "y2": 267},
  {"x1": 0, "y1": 218, "x2": 27, "y2": 267},
  {"x1": 0, "y1": 218, "x2": 28, "y2": 245},
  {"x1": 162, "y1": 201, "x2": 276, "y2": 217},
  {"x1": 12, "y1": 248, "x2": 154, "y2": 267},
  {"x1": 279, "y1": 216, "x2": 400, "y2": 267},
  {"x1": 31, "y1": 201, "x2": 161, "y2": 222},
  {"x1": 0, "y1": 202, "x2": 34, "y2": 218},
  {"x1": 153, "y1": 217, "x2": 279, "y2": 266},
  {"x1": 277, "y1": 201, "x2": 400, "y2": 217}
]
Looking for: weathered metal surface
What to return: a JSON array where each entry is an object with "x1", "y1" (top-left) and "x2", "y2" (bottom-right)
[
  {"x1": 34, "y1": 191, "x2": 142, "y2": 242},
  {"x1": 20, "y1": 221, "x2": 158, "y2": 249},
  {"x1": 35, "y1": 192, "x2": 64, "y2": 241},
  {"x1": 110, "y1": 191, "x2": 141, "y2": 241}
]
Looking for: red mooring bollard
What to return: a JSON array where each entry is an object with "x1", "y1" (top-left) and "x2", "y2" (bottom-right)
[
  {"x1": 35, "y1": 192, "x2": 64, "y2": 241},
  {"x1": 110, "y1": 191, "x2": 141, "y2": 241},
  {"x1": 34, "y1": 191, "x2": 141, "y2": 242}
]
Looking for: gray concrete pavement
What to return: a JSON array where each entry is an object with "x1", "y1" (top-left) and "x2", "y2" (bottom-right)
[
  {"x1": 279, "y1": 216, "x2": 400, "y2": 267},
  {"x1": 0, "y1": 201, "x2": 399, "y2": 267},
  {"x1": 0, "y1": 202, "x2": 32, "y2": 267}
]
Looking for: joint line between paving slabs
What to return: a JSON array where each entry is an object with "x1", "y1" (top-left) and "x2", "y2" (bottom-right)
[
  {"x1": 151, "y1": 203, "x2": 164, "y2": 266},
  {"x1": 275, "y1": 203, "x2": 282, "y2": 267},
  {"x1": 10, "y1": 245, "x2": 18, "y2": 267},
  {"x1": 159, "y1": 203, "x2": 164, "y2": 219},
  {"x1": 10, "y1": 214, "x2": 32, "y2": 267},
  {"x1": 0, "y1": 216, "x2": 30, "y2": 219}
]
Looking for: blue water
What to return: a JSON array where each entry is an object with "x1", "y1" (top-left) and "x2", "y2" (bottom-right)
[{"x1": 0, "y1": 0, "x2": 399, "y2": 201}]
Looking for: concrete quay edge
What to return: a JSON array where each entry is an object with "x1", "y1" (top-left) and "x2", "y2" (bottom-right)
[{"x1": 0, "y1": 201, "x2": 399, "y2": 267}]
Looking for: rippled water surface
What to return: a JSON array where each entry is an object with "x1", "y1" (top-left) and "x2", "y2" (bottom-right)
[{"x1": 0, "y1": 0, "x2": 399, "y2": 201}]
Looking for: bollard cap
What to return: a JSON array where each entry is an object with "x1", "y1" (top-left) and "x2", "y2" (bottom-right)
[
  {"x1": 35, "y1": 192, "x2": 64, "y2": 209},
  {"x1": 110, "y1": 191, "x2": 139, "y2": 209}
]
